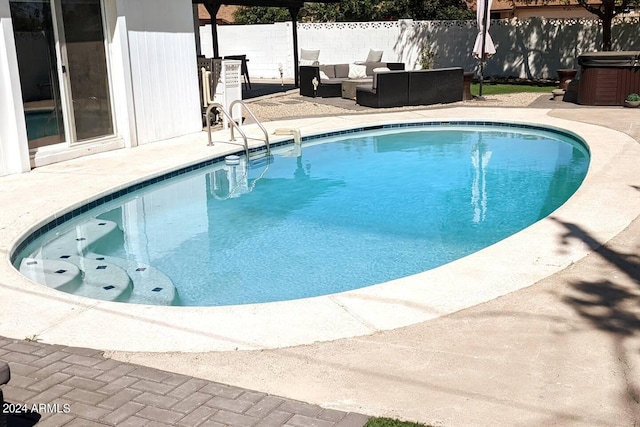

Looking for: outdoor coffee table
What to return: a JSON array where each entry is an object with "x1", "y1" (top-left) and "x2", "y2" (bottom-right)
[{"x1": 341, "y1": 78, "x2": 372, "y2": 99}]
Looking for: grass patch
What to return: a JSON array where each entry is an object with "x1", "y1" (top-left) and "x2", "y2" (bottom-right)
[
  {"x1": 471, "y1": 83, "x2": 554, "y2": 96},
  {"x1": 365, "y1": 417, "x2": 433, "y2": 427}
]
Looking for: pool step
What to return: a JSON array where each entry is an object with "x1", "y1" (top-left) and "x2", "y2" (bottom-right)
[
  {"x1": 20, "y1": 255, "x2": 133, "y2": 302},
  {"x1": 85, "y1": 253, "x2": 178, "y2": 306},
  {"x1": 248, "y1": 154, "x2": 272, "y2": 168},
  {"x1": 21, "y1": 218, "x2": 178, "y2": 306},
  {"x1": 37, "y1": 218, "x2": 122, "y2": 258},
  {"x1": 19, "y1": 258, "x2": 82, "y2": 293}
]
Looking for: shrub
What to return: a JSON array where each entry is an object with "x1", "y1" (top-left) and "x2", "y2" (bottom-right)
[{"x1": 626, "y1": 93, "x2": 640, "y2": 102}]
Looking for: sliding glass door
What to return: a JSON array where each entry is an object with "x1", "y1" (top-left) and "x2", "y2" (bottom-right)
[
  {"x1": 10, "y1": 0, "x2": 65, "y2": 148},
  {"x1": 10, "y1": 0, "x2": 113, "y2": 149}
]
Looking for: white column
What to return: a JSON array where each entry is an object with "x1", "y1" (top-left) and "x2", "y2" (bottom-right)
[
  {"x1": 0, "y1": 0, "x2": 31, "y2": 176},
  {"x1": 106, "y1": 0, "x2": 138, "y2": 148}
]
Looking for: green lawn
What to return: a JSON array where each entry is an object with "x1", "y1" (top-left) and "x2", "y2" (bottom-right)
[
  {"x1": 471, "y1": 83, "x2": 555, "y2": 96},
  {"x1": 365, "y1": 417, "x2": 432, "y2": 427}
]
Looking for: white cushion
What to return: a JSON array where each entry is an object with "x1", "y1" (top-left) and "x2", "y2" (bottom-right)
[
  {"x1": 348, "y1": 63, "x2": 367, "y2": 79},
  {"x1": 365, "y1": 49, "x2": 383, "y2": 62},
  {"x1": 300, "y1": 59, "x2": 318, "y2": 66},
  {"x1": 319, "y1": 70, "x2": 330, "y2": 80},
  {"x1": 300, "y1": 49, "x2": 320, "y2": 61},
  {"x1": 372, "y1": 68, "x2": 391, "y2": 89}
]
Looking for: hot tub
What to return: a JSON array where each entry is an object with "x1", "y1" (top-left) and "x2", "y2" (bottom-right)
[{"x1": 577, "y1": 51, "x2": 640, "y2": 106}]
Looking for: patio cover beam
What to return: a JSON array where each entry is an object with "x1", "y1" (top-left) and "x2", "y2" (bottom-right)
[{"x1": 194, "y1": 0, "x2": 340, "y2": 87}]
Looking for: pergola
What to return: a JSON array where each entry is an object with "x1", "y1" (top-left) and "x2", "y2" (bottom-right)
[{"x1": 193, "y1": 0, "x2": 340, "y2": 86}]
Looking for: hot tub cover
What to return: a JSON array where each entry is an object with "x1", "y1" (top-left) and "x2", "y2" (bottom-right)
[{"x1": 578, "y1": 51, "x2": 640, "y2": 67}]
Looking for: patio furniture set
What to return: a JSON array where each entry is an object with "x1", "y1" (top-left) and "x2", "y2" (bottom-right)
[
  {"x1": 297, "y1": 49, "x2": 464, "y2": 108},
  {"x1": 299, "y1": 61, "x2": 405, "y2": 98}
]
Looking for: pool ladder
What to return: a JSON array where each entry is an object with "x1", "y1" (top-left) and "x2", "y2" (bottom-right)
[{"x1": 205, "y1": 101, "x2": 270, "y2": 160}]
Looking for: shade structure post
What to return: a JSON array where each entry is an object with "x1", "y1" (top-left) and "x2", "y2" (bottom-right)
[
  {"x1": 204, "y1": 0, "x2": 221, "y2": 57},
  {"x1": 194, "y1": 0, "x2": 340, "y2": 87},
  {"x1": 289, "y1": 6, "x2": 300, "y2": 87}
]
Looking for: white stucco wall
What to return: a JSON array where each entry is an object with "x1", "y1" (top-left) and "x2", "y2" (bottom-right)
[
  {"x1": 0, "y1": 0, "x2": 30, "y2": 175},
  {"x1": 202, "y1": 17, "x2": 640, "y2": 80},
  {"x1": 121, "y1": 0, "x2": 201, "y2": 145},
  {"x1": 200, "y1": 22, "x2": 295, "y2": 80}
]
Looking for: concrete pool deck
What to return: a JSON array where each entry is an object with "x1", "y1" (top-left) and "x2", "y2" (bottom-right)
[{"x1": 1, "y1": 99, "x2": 640, "y2": 426}]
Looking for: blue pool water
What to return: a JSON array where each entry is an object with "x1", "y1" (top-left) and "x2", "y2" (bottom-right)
[{"x1": 14, "y1": 123, "x2": 590, "y2": 306}]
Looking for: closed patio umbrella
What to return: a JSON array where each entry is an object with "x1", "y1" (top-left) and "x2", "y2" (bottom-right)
[{"x1": 473, "y1": 0, "x2": 496, "y2": 97}]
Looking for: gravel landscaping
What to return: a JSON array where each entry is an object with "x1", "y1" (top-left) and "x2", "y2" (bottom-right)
[{"x1": 245, "y1": 91, "x2": 548, "y2": 122}]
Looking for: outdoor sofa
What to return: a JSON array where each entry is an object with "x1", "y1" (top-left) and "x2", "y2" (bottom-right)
[
  {"x1": 356, "y1": 67, "x2": 464, "y2": 108},
  {"x1": 299, "y1": 62, "x2": 405, "y2": 97}
]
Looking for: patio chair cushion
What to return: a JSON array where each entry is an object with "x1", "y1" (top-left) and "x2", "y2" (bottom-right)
[
  {"x1": 334, "y1": 64, "x2": 350, "y2": 78},
  {"x1": 365, "y1": 49, "x2": 384, "y2": 62},
  {"x1": 0, "y1": 361, "x2": 9, "y2": 385},
  {"x1": 300, "y1": 49, "x2": 320, "y2": 66},
  {"x1": 364, "y1": 61, "x2": 390, "y2": 76},
  {"x1": 319, "y1": 64, "x2": 335, "y2": 78}
]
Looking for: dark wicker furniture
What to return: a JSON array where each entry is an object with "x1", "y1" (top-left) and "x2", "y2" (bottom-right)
[
  {"x1": 356, "y1": 67, "x2": 464, "y2": 108},
  {"x1": 299, "y1": 62, "x2": 404, "y2": 98}
]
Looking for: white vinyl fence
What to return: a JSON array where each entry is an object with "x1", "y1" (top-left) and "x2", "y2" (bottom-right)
[{"x1": 200, "y1": 17, "x2": 640, "y2": 80}]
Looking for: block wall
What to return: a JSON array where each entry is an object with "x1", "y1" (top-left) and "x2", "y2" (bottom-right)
[{"x1": 201, "y1": 17, "x2": 640, "y2": 80}]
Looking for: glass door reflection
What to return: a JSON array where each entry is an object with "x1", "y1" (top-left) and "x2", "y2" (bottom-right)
[
  {"x1": 59, "y1": 0, "x2": 113, "y2": 141},
  {"x1": 10, "y1": 0, "x2": 66, "y2": 149}
]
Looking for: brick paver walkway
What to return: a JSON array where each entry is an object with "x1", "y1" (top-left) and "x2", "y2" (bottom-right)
[{"x1": 0, "y1": 336, "x2": 369, "y2": 427}]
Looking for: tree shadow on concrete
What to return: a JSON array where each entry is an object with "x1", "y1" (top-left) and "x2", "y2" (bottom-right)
[{"x1": 550, "y1": 215, "x2": 640, "y2": 409}]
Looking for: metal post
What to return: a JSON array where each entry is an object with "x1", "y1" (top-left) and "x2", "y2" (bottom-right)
[{"x1": 289, "y1": 7, "x2": 301, "y2": 88}]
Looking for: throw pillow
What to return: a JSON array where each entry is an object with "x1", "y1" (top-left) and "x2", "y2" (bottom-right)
[
  {"x1": 319, "y1": 70, "x2": 330, "y2": 80},
  {"x1": 335, "y1": 64, "x2": 350, "y2": 78},
  {"x1": 373, "y1": 67, "x2": 390, "y2": 73},
  {"x1": 348, "y1": 63, "x2": 367, "y2": 79},
  {"x1": 365, "y1": 49, "x2": 384, "y2": 63}
]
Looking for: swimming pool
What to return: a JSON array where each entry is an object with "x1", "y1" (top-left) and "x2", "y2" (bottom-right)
[{"x1": 13, "y1": 122, "x2": 589, "y2": 307}]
